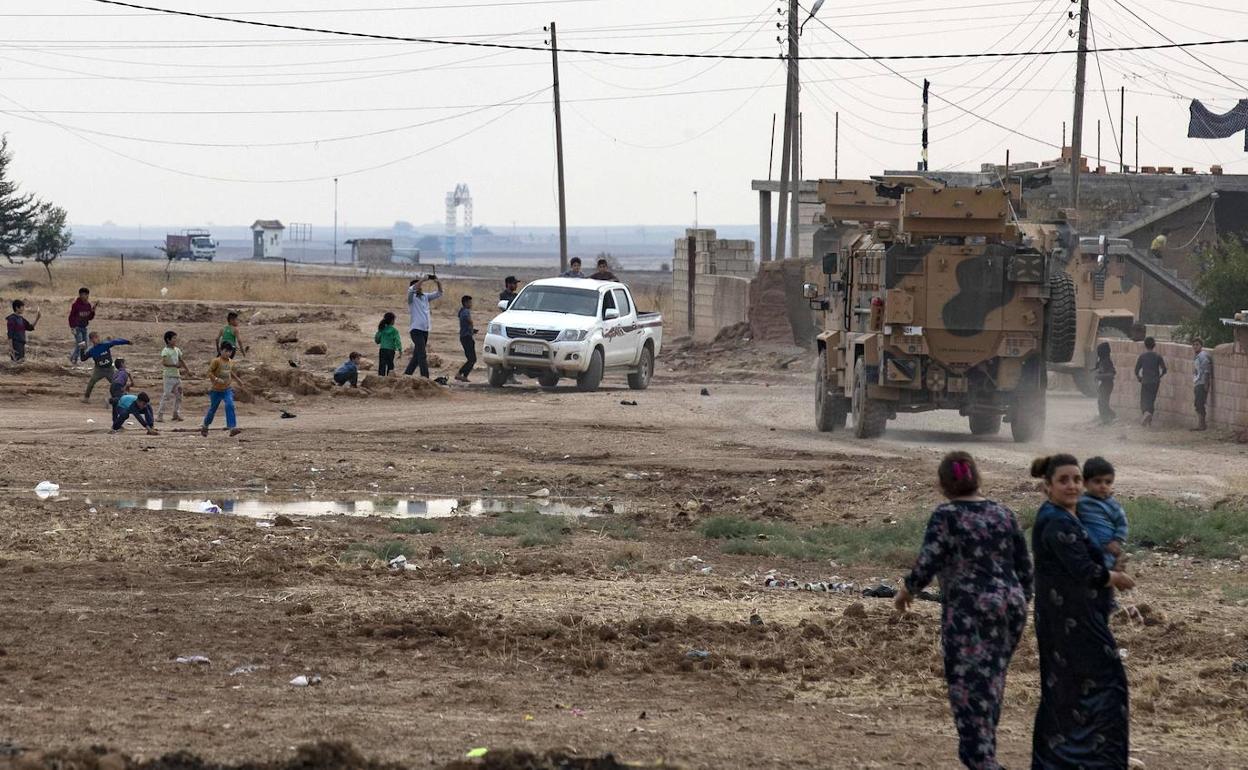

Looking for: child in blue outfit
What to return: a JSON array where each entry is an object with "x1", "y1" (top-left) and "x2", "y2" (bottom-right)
[
  {"x1": 1077, "y1": 456, "x2": 1128, "y2": 570},
  {"x1": 333, "y1": 352, "x2": 361, "y2": 387}
]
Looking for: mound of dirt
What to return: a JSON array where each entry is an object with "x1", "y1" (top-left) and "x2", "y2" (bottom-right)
[
  {"x1": 0, "y1": 361, "x2": 83, "y2": 379},
  {"x1": 249, "y1": 308, "x2": 344, "y2": 325},
  {"x1": 359, "y1": 374, "x2": 446, "y2": 398},
  {"x1": 100, "y1": 302, "x2": 220, "y2": 324},
  {"x1": 0, "y1": 743, "x2": 677, "y2": 770},
  {"x1": 244, "y1": 364, "x2": 329, "y2": 396}
]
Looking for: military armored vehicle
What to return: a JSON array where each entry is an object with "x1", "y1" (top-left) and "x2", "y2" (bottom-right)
[
  {"x1": 807, "y1": 178, "x2": 1077, "y2": 442},
  {"x1": 1057, "y1": 234, "x2": 1143, "y2": 395}
]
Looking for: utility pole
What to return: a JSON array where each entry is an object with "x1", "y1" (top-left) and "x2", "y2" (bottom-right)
[
  {"x1": 774, "y1": 57, "x2": 794, "y2": 261},
  {"x1": 834, "y1": 111, "x2": 839, "y2": 179},
  {"x1": 1135, "y1": 115, "x2": 1139, "y2": 172},
  {"x1": 1119, "y1": 86, "x2": 1126, "y2": 172},
  {"x1": 1097, "y1": 119, "x2": 1101, "y2": 171},
  {"x1": 333, "y1": 177, "x2": 338, "y2": 265},
  {"x1": 768, "y1": 113, "x2": 776, "y2": 179},
  {"x1": 548, "y1": 22, "x2": 569, "y2": 273},
  {"x1": 787, "y1": 0, "x2": 801, "y2": 261},
  {"x1": 1069, "y1": 0, "x2": 1091, "y2": 210}
]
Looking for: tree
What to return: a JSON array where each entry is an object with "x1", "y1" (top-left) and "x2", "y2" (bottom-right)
[
  {"x1": 1178, "y1": 236, "x2": 1248, "y2": 346},
  {"x1": 23, "y1": 203, "x2": 73, "y2": 286},
  {"x1": 0, "y1": 136, "x2": 39, "y2": 264}
]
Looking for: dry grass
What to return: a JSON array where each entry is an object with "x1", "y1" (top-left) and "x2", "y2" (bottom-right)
[{"x1": 3, "y1": 259, "x2": 475, "y2": 308}]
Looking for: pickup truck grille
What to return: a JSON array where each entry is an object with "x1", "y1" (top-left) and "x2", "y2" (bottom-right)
[{"x1": 505, "y1": 327, "x2": 559, "y2": 341}]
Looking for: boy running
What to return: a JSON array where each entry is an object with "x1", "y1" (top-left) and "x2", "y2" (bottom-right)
[
  {"x1": 81, "y1": 332, "x2": 130, "y2": 403},
  {"x1": 1132, "y1": 336, "x2": 1167, "y2": 427},
  {"x1": 456, "y1": 295, "x2": 476, "y2": 383},
  {"x1": 157, "y1": 330, "x2": 191, "y2": 422},
  {"x1": 202, "y1": 341, "x2": 244, "y2": 437},
  {"x1": 6, "y1": 300, "x2": 40, "y2": 362},
  {"x1": 68, "y1": 288, "x2": 96, "y2": 364}
]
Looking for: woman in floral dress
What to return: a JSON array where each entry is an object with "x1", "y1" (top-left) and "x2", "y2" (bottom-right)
[
  {"x1": 896, "y1": 451, "x2": 1033, "y2": 770},
  {"x1": 1029, "y1": 454, "x2": 1135, "y2": 769}
]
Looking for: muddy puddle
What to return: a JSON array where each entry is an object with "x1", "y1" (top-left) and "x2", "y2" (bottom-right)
[{"x1": 102, "y1": 495, "x2": 614, "y2": 521}]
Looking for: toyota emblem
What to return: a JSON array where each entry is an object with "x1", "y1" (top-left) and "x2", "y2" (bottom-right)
[{"x1": 526, "y1": 328, "x2": 537, "y2": 336}]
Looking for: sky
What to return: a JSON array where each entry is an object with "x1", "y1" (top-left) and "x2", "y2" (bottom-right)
[{"x1": 1, "y1": 0, "x2": 1246, "y2": 232}]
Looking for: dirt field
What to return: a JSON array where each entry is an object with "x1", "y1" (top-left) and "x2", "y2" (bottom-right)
[{"x1": 1, "y1": 262, "x2": 1246, "y2": 769}]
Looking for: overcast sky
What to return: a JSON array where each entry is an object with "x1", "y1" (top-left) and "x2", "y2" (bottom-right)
[{"x1": 1, "y1": 0, "x2": 1246, "y2": 231}]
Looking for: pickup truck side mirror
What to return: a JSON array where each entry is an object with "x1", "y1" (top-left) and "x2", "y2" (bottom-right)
[
  {"x1": 498, "y1": 300, "x2": 510, "y2": 310},
  {"x1": 604, "y1": 308, "x2": 620, "y2": 320}
]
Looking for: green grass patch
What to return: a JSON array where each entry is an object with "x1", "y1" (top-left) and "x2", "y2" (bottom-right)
[
  {"x1": 342, "y1": 540, "x2": 413, "y2": 564},
  {"x1": 1125, "y1": 498, "x2": 1248, "y2": 559},
  {"x1": 389, "y1": 518, "x2": 442, "y2": 535},
  {"x1": 583, "y1": 516, "x2": 641, "y2": 541},
  {"x1": 1221, "y1": 584, "x2": 1248, "y2": 604},
  {"x1": 479, "y1": 510, "x2": 570, "y2": 547},
  {"x1": 699, "y1": 515, "x2": 927, "y2": 567},
  {"x1": 444, "y1": 547, "x2": 503, "y2": 568}
]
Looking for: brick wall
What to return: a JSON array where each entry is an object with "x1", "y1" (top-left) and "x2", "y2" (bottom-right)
[
  {"x1": 671, "y1": 228, "x2": 756, "y2": 340},
  {"x1": 1106, "y1": 339, "x2": 1247, "y2": 430}
]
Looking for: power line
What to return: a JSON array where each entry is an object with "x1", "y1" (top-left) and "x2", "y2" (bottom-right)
[
  {"x1": 6, "y1": 0, "x2": 612, "y2": 16},
  {"x1": 1090, "y1": 15, "x2": 1121, "y2": 160},
  {"x1": 87, "y1": 0, "x2": 1248, "y2": 61},
  {"x1": 1106, "y1": 0, "x2": 1248, "y2": 91}
]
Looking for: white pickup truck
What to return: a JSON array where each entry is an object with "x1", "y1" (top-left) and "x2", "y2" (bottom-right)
[{"x1": 482, "y1": 278, "x2": 663, "y2": 392}]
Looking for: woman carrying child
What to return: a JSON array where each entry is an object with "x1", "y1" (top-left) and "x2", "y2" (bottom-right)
[
  {"x1": 1030, "y1": 454, "x2": 1136, "y2": 769},
  {"x1": 894, "y1": 452, "x2": 1032, "y2": 770}
]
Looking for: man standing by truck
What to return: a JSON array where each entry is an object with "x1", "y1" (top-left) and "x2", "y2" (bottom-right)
[
  {"x1": 68, "y1": 287, "x2": 96, "y2": 365},
  {"x1": 404, "y1": 274, "x2": 442, "y2": 378}
]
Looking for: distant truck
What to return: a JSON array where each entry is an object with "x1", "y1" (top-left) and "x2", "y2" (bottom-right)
[
  {"x1": 482, "y1": 278, "x2": 662, "y2": 392},
  {"x1": 164, "y1": 229, "x2": 217, "y2": 261}
]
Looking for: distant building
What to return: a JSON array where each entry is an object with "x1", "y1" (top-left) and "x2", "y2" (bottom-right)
[
  {"x1": 251, "y1": 220, "x2": 285, "y2": 259},
  {"x1": 347, "y1": 238, "x2": 395, "y2": 268}
]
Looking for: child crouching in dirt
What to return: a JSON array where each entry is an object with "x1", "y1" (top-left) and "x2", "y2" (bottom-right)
[
  {"x1": 894, "y1": 452, "x2": 1032, "y2": 770},
  {"x1": 111, "y1": 392, "x2": 158, "y2": 436},
  {"x1": 334, "y1": 352, "x2": 361, "y2": 388},
  {"x1": 202, "y1": 342, "x2": 245, "y2": 437}
]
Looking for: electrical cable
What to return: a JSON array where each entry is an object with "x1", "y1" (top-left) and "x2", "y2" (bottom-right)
[
  {"x1": 85, "y1": 0, "x2": 1248, "y2": 62},
  {"x1": 0, "y1": 86, "x2": 548, "y2": 149},
  {"x1": 0, "y1": 84, "x2": 548, "y2": 183},
  {"x1": 1106, "y1": 0, "x2": 1248, "y2": 91},
  {"x1": 1090, "y1": 15, "x2": 1121, "y2": 161}
]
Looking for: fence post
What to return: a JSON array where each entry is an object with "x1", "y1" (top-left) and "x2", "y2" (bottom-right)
[
  {"x1": 283, "y1": 258, "x2": 288, "y2": 284},
  {"x1": 120, "y1": 252, "x2": 125, "y2": 277}
]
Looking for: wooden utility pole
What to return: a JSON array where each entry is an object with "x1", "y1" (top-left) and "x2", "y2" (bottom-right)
[
  {"x1": 834, "y1": 111, "x2": 839, "y2": 179},
  {"x1": 1069, "y1": 0, "x2": 1091, "y2": 209},
  {"x1": 768, "y1": 113, "x2": 776, "y2": 179},
  {"x1": 774, "y1": 69, "x2": 793, "y2": 261},
  {"x1": 1135, "y1": 115, "x2": 1139, "y2": 172},
  {"x1": 787, "y1": 0, "x2": 801, "y2": 261},
  {"x1": 548, "y1": 22, "x2": 569, "y2": 273},
  {"x1": 1119, "y1": 86, "x2": 1126, "y2": 172}
]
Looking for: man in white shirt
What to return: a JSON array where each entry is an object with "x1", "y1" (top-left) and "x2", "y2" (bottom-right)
[{"x1": 404, "y1": 275, "x2": 442, "y2": 377}]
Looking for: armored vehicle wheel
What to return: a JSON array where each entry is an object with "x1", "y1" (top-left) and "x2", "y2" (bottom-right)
[
  {"x1": 851, "y1": 357, "x2": 888, "y2": 439},
  {"x1": 488, "y1": 366, "x2": 510, "y2": 388},
  {"x1": 1010, "y1": 360, "x2": 1047, "y2": 443},
  {"x1": 815, "y1": 349, "x2": 848, "y2": 432},
  {"x1": 1044, "y1": 271, "x2": 1077, "y2": 364},
  {"x1": 969, "y1": 412, "x2": 1003, "y2": 436},
  {"x1": 538, "y1": 371, "x2": 560, "y2": 388},
  {"x1": 1071, "y1": 368, "x2": 1098, "y2": 398}
]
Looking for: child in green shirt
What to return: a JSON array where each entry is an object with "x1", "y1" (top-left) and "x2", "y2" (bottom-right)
[
  {"x1": 216, "y1": 311, "x2": 244, "y2": 357},
  {"x1": 374, "y1": 311, "x2": 402, "y2": 376},
  {"x1": 157, "y1": 329, "x2": 192, "y2": 422}
]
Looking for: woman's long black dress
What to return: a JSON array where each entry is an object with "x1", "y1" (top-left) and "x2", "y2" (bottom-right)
[{"x1": 1031, "y1": 501, "x2": 1129, "y2": 769}]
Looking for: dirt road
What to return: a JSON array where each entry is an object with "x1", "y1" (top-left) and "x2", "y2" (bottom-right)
[{"x1": 1, "y1": 273, "x2": 1246, "y2": 768}]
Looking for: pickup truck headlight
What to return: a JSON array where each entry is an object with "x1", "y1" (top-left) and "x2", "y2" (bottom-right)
[
  {"x1": 487, "y1": 323, "x2": 502, "y2": 336},
  {"x1": 556, "y1": 329, "x2": 589, "y2": 342}
]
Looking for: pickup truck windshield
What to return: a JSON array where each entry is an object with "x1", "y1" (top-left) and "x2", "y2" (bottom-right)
[{"x1": 510, "y1": 286, "x2": 599, "y2": 316}]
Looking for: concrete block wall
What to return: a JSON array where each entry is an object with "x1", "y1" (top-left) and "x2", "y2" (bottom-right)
[
  {"x1": 670, "y1": 228, "x2": 756, "y2": 340},
  {"x1": 1106, "y1": 339, "x2": 1247, "y2": 430}
]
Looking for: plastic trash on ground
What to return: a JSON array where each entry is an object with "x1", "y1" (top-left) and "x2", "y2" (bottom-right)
[
  {"x1": 289, "y1": 674, "x2": 322, "y2": 687},
  {"x1": 34, "y1": 481, "x2": 60, "y2": 499},
  {"x1": 197, "y1": 500, "x2": 222, "y2": 514},
  {"x1": 175, "y1": 655, "x2": 211, "y2": 665}
]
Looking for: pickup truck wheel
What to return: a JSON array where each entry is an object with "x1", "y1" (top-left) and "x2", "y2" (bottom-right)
[
  {"x1": 851, "y1": 357, "x2": 888, "y2": 439},
  {"x1": 815, "y1": 349, "x2": 847, "y2": 432},
  {"x1": 627, "y1": 345, "x2": 653, "y2": 390},
  {"x1": 488, "y1": 366, "x2": 510, "y2": 388},
  {"x1": 576, "y1": 349, "x2": 604, "y2": 392},
  {"x1": 538, "y1": 371, "x2": 560, "y2": 388}
]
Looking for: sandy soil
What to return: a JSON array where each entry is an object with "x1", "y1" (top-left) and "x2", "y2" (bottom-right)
[{"x1": 1, "y1": 287, "x2": 1246, "y2": 770}]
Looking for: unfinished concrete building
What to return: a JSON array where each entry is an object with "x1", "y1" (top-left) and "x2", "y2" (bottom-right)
[{"x1": 670, "y1": 229, "x2": 755, "y2": 341}]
